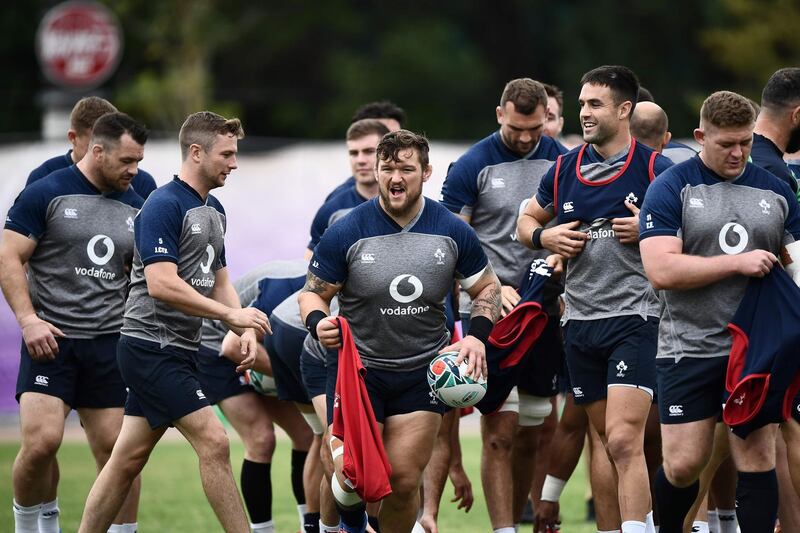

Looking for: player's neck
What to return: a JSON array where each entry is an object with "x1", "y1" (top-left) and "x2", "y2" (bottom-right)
[
  {"x1": 754, "y1": 116, "x2": 787, "y2": 154},
  {"x1": 592, "y1": 130, "x2": 631, "y2": 161},
  {"x1": 379, "y1": 196, "x2": 423, "y2": 227},
  {"x1": 76, "y1": 159, "x2": 111, "y2": 193},
  {"x1": 179, "y1": 166, "x2": 212, "y2": 199},
  {"x1": 355, "y1": 181, "x2": 378, "y2": 199}
]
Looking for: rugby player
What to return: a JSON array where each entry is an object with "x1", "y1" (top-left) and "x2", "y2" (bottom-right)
[
  {"x1": 517, "y1": 65, "x2": 673, "y2": 533},
  {"x1": 299, "y1": 129, "x2": 501, "y2": 533},
  {"x1": 0, "y1": 113, "x2": 148, "y2": 533},
  {"x1": 27, "y1": 97, "x2": 158, "y2": 199},
  {"x1": 440, "y1": 77, "x2": 567, "y2": 532},
  {"x1": 640, "y1": 90, "x2": 800, "y2": 533},
  {"x1": 77, "y1": 111, "x2": 269, "y2": 533}
]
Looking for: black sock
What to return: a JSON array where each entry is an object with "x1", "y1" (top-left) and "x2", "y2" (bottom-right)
[
  {"x1": 368, "y1": 515, "x2": 380, "y2": 532},
  {"x1": 335, "y1": 502, "x2": 366, "y2": 529},
  {"x1": 736, "y1": 469, "x2": 778, "y2": 533},
  {"x1": 654, "y1": 466, "x2": 699, "y2": 533},
  {"x1": 303, "y1": 511, "x2": 321, "y2": 533},
  {"x1": 291, "y1": 449, "x2": 309, "y2": 505},
  {"x1": 240, "y1": 459, "x2": 272, "y2": 523}
]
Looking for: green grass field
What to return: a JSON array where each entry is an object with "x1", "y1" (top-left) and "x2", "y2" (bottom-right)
[{"x1": 0, "y1": 434, "x2": 596, "y2": 532}]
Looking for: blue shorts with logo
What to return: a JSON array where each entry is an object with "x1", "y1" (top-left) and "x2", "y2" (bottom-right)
[
  {"x1": 264, "y1": 316, "x2": 311, "y2": 404},
  {"x1": 564, "y1": 316, "x2": 658, "y2": 405},
  {"x1": 118, "y1": 335, "x2": 210, "y2": 429},
  {"x1": 194, "y1": 345, "x2": 252, "y2": 405},
  {"x1": 16, "y1": 333, "x2": 126, "y2": 409},
  {"x1": 325, "y1": 351, "x2": 447, "y2": 425},
  {"x1": 656, "y1": 356, "x2": 727, "y2": 424},
  {"x1": 517, "y1": 317, "x2": 564, "y2": 397},
  {"x1": 300, "y1": 349, "x2": 329, "y2": 399}
]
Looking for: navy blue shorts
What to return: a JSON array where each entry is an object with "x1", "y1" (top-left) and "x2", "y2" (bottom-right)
[
  {"x1": 656, "y1": 356, "x2": 727, "y2": 424},
  {"x1": 300, "y1": 349, "x2": 328, "y2": 399},
  {"x1": 264, "y1": 317, "x2": 311, "y2": 404},
  {"x1": 16, "y1": 333, "x2": 126, "y2": 409},
  {"x1": 564, "y1": 316, "x2": 658, "y2": 405},
  {"x1": 517, "y1": 317, "x2": 564, "y2": 397},
  {"x1": 326, "y1": 351, "x2": 446, "y2": 425},
  {"x1": 194, "y1": 345, "x2": 252, "y2": 405},
  {"x1": 118, "y1": 335, "x2": 209, "y2": 429}
]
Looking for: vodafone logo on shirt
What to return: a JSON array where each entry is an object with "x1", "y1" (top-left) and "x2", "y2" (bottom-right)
[{"x1": 381, "y1": 274, "x2": 429, "y2": 316}]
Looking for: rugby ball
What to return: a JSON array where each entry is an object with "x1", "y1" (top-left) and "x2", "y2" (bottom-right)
[
  {"x1": 247, "y1": 369, "x2": 277, "y2": 396},
  {"x1": 427, "y1": 351, "x2": 487, "y2": 408}
]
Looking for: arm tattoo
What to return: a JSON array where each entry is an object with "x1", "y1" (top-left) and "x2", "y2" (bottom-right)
[
  {"x1": 471, "y1": 280, "x2": 501, "y2": 322},
  {"x1": 301, "y1": 271, "x2": 330, "y2": 295}
]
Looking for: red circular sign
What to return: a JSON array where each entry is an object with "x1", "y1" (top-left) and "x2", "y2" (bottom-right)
[{"x1": 36, "y1": 2, "x2": 123, "y2": 89}]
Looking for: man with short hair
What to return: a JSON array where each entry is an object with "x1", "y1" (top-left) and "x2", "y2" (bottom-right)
[
  {"x1": 323, "y1": 101, "x2": 406, "y2": 202},
  {"x1": 27, "y1": 96, "x2": 158, "y2": 199},
  {"x1": 441, "y1": 77, "x2": 567, "y2": 532},
  {"x1": 77, "y1": 111, "x2": 270, "y2": 533},
  {"x1": 0, "y1": 112, "x2": 149, "y2": 533},
  {"x1": 543, "y1": 83, "x2": 566, "y2": 140},
  {"x1": 639, "y1": 90, "x2": 800, "y2": 532},
  {"x1": 752, "y1": 67, "x2": 800, "y2": 195},
  {"x1": 631, "y1": 101, "x2": 672, "y2": 153},
  {"x1": 305, "y1": 119, "x2": 390, "y2": 260},
  {"x1": 196, "y1": 260, "x2": 316, "y2": 533},
  {"x1": 299, "y1": 129, "x2": 501, "y2": 533},
  {"x1": 518, "y1": 65, "x2": 673, "y2": 533}
]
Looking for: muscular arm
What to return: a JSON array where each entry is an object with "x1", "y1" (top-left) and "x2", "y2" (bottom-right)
[
  {"x1": 298, "y1": 270, "x2": 342, "y2": 348},
  {"x1": 640, "y1": 235, "x2": 777, "y2": 290},
  {"x1": 464, "y1": 264, "x2": 502, "y2": 323},
  {"x1": 516, "y1": 197, "x2": 587, "y2": 257},
  {"x1": 0, "y1": 230, "x2": 64, "y2": 359},
  {"x1": 144, "y1": 262, "x2": 269, "y2": 334}
]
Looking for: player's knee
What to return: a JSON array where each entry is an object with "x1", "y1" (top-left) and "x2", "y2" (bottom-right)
[
  {"x1": 20, "y1": 431, "x2": 61, "y2": 464},
  {"x1": 518, "y1": 394, "x2": 553, "y2": 427},
  {"x1": 331, "y1": 472, "x2": 362, "y2": 508},
  {"x1": 198, "y1": 429, "x2": 231, "y2": 463},
  {"x1": 605, "y1": 430, "x2": 643, "y2": 465},
  {"x1": 388, "y1": 469, "x2": 422, "y2": 499},
  {"x1": 663, "y1": 455, "x2": 705, "y2": 487},
  {"x1": 244, "y1": 428, "x2": 276, "y2": 462}
]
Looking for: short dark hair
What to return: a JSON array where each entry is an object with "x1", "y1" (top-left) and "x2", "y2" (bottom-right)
[
  {"x1": 761, "y1": 68, "x2": 800, "y2": 112},
  {"x1": 346, "y1": 119, "x2": 390, "y2": 142},
  {"x1": 179, "y1": 111, "x2": 244, "y2": 160},
  {"x1": 637, "y1": 86, "x2": 654, "y2": 103},
  {"x1": 70, "y1": 97, "x2": 118, "y2": 133},
  {"x1": 700, "y1": 91, "x2": 756, "y2": 129},
  {"x1": 500, "y1": 78, "x2": 548, "y2": 115},
  {"x1": 580, "y1": 65, "x2": 640, "y2": 112},
  {"x1": 90, "y1": 112, "x2": 148, "y2": 149},
  {"x1": 376, "y1": 129, "x2": 429, "y2": 169},
  {"x1": 351, "y1": 101, "x2": 407, "y2": 127},
  {"x1": 542, "y1": 83, "x2": 564, "y2": 115}
]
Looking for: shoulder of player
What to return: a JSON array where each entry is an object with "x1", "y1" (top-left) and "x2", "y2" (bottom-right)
[
  {"x1": 535, "y1": 135, "x2": 569, "y2": 160},
  {"x1": 27, "y1": 153, "x2": 70, "y2": 184},
  {"x1": 19, "y1": 166, "x2": 81, "y2": 201},
  {"x1": 206, "y1": 194, "x2": 225, "y2": 215},
  {"x1": 742, "y1": 163, "x2": 795, "y2": 197},
  {"x1": 448, "y1": 132, "x2": 505, "y2": 177}
]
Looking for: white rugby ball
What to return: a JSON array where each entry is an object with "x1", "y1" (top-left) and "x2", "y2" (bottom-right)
[{"x1": 427, "y1": 351, "x2": 487, "y2": 408}]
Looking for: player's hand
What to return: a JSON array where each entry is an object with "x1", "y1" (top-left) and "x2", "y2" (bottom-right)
[
  {"x1": 546, "y1": 254, "x2": 565, "y2": 278},
  {"x1": 736, "y1": 249, "x2": 778, "y2": 277},
  {"x1": 535, "y1": 500, "x2": 561, "y2": 533},
  {"x1": 541, "y1": 221, "x2": 588, "y2": 258},
  {"x1": 317, "y1": 316, "x2": 342, "y2": 349},
  {"x1": 440, "y1": 335, "x2": 487, "y2": 380},
  {"x1": 449, "y1": 464, "x2": 474, "y2": 512},
  {"x1": 223, "y1": 307, "x2": 271, "y2": 335},
  {"x1": 235, "y1": 328, "x2": 258, "y2": 373},
  {"x1": 418, "y1": 513, "x2": 438, "y2": 533},
  {"x1": 20, "y1": 314, "x2": 64, "y2": 361},
  {"x1": 500, "y1": 285, "x2": 521, "y2": 317},
  {"x1": 611, "y1": 200, "x2": 640, "y2": 244}
]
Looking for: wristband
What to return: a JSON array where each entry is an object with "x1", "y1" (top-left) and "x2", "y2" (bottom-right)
[
  {"x1": 304, "y1": 310, "x2": 327, "y2": 340},
  {"x1": 541, "y1": 475, "x2": 567, "y2": 502},
  {"x1": 532, "y1": 227, "x2": 544, "y2": 250},
  {"x1": 466, "y1": 315, "x2": 493, "y2": 344}
]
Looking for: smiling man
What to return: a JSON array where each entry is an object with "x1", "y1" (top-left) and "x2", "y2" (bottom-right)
[
  {"x1": 517, "y1": 65, "x2": 673, "y2": 533},
  {"x1": 299, "y1": 130, "x2": 501, "y2": 533},
  {"x1": 0, "y1": 112, "x2": 147, "y2": 533}
]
